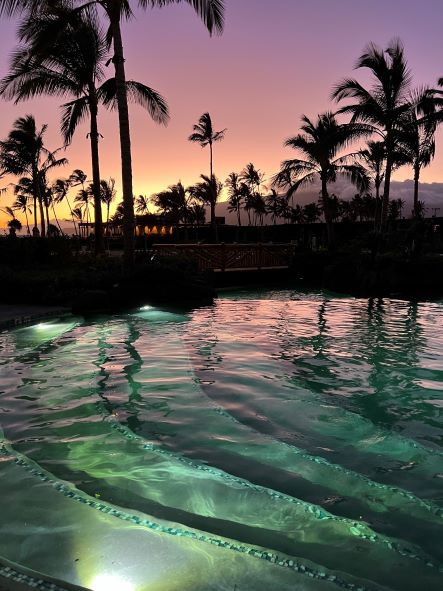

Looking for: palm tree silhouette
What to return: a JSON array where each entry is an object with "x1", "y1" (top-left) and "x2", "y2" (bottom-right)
[
  {"x1": 135, "y1": 194, "x2": 149, "y2": 216},
  {"x1": 0, "y1": 115, "x2": 67, "y2": 237},
  {"x1": 13, "y1": 180, "x2": 32, "y2": 234},
  {"x1": 187, "y1": 174, "x2": 222, "y2": 237},
  {"x1": 189, "y1": 112, "x2": 226, "y2": 238},
  {"x1": 100, "y1": 178, "x2": 116, "y2": 236},
  {"x1": 273, "y1": 112, "x2": 370, "y2": 248},
  {"x1": 0, "y1": 0, "x2": 224, "y2": 264},
  {"x1": 397, "y1": 90, "x2": 436, "y2": 218},
  {"x1": 189, "y1": 112, "x2": 226, "y2": 179},
  {"x1": 265, "y1": 189, "x2": 282, "y2": 225},
  {"x1": 1, "y1": 8, "x2": 168, "y2": 254},
  {"x1": 332, "y1": 39, "x2": 411, "y2": 229},
  {"x1": 152, "y1": 182, "x2": 190, "y2": 225},
  {"x1": 52, "y1": 178, "x2": 78, "y2": 235},
  {"x1": 359, "y1": 141, "x2": 386, "y2": 227},
  {"x1": 225, "y1": 172, "x2": 243, "y2": 226}
]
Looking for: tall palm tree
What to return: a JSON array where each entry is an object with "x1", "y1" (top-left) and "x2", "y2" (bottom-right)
[
  {"x1": 332, "y1": 39, "x2": 412, "y2": 229},
  {"x1": 0, "y1": 0, "x2": 225, "y2": 264},
  {"x1": 0, "y1": 115, "x2": 67, "y2": 236},
  {"x1": 397, "y1": 91, "x2": 436, "y2": 218},
  {"x1": 189, "y1": 112, "x2": 226, "y2": 179},
  {"x1": 273, "y1": 112, "x2": 370, "y2": 248},
  {"x1": 189, "y1": 112, "x2": 226, "y2": 237},
  {"x1": 1, "y1": 8, "x2": 168, "y2": 255}
]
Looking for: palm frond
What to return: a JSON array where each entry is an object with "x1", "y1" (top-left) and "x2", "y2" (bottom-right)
[{"x1": 60, "y1": 97, "x2": 90, "y2": 144}]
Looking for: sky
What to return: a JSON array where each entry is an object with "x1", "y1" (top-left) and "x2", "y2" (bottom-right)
[{"x1": 0, "y1": 0, "x2": 442, "y2": 227}]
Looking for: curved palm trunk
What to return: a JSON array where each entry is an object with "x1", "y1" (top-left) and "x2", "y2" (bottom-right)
[
  {"x1": 320, "y1": 174, "x2": 335, "y2": 249},
  {"x1": 111, "y1": 18, "x2": 134, "y2": 265},
  {"x1": 23, "y1": 209, "x2": 30, "y2": 235},
  {"x1": 38, "y1": 196, "x2": 46, "y2": 237},
  {"x1": 51, "y1": 200, "x2": 64, "y2": 235},
  {"x1": 89, "y1": 91, "x2": 104, "y2": 255},
  {"x1": 237, "y1": 206, "x2": 241, "y2": 227},
  {"x1": 65, "y1": 195, "x2": 78, "y2": 236}
]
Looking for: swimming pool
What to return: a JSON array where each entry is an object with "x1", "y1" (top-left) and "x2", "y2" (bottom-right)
[{"x1": 0, "y1": 289, "x2": 442, "y2": 591}]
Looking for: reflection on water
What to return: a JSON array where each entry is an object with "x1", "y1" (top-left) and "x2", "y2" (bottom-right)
[{"x1": 0, "y1": 291, "x2": 442, "y2": 591}]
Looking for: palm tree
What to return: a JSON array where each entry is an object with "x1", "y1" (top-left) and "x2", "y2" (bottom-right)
[
  {"x1": 187, "y1": 174, "x2": 222, "y2": 236},
  {"x1": 397, "y1": 91, "x2": 436, "y2": 218},
  {"x1": 100, "y1": 178, "x2": 116, "y2": 236},
  {"x1": 273, "y1": 112, "x2": 370, "y2": 248},
  {"x1": 303, "y1": 202, "x2": 321, "y2": 224},
  {"x1": 75, "y1": 186, "x2": 94, "y2": 235},
  {"x1": 135, "y1": 194, "x2": 149, "y2": 215},
  {"x1": 359, "y1": 141, "x2": 386, "y2": 226},
  {"x1": 332, "y1": 39, "x2": 412, "y2": 229},
  {"x1": 13, "y1": 180, "x2": 32, "y2": 234},
  {"x1": 0, "y1": 0, "x2": 225, "y2": 264},
  {"x1": 52, "y1": 178, "x2": 78, "y2": 235},
  {"x1": 240, "y1": 163, "x2": 264, "y2": 227},
  {"x1": 189, "y1": 112, "x2": 226, "y2": 237},
  {"x1": 1, "y1": 8, "x2": 168, "y2": 255},
  {"x1": 189, "y1": 112, "x2": 226, "y2": 179},
  {"x1": 0, "y1": 115, "x2": 66, "y2": 237},
  {"x1": 265, "y1": 189, "x2": 282, "y2": 225},
  {"x1": 225, "y1": 172, "x2": 243, "y2": 226},
  {"x1": 152, "y1": 182, "x2": 189, "y2": 224}
]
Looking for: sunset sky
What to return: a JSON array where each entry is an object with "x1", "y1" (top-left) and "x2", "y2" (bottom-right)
[{"x1": 0, "y1": 0, "x2": 442, "y2": 226}]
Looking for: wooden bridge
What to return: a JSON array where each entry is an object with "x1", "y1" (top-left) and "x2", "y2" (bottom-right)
[{"x1": 152, "y1": 243, "x2": 296, "y2": 272}]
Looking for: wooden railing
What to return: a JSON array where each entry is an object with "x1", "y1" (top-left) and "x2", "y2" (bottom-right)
[{"x1": 152, "y1": 243, "x2": 295, "y2": 271}]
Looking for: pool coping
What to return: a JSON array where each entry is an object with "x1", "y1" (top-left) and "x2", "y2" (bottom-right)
[{"x1": 0, "y1": 558, "x2": 90, "y2": 591}]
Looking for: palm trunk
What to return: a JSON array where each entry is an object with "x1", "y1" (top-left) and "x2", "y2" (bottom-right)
[
  {"x1": 33, "y1": 164, "x2": 45, "y2": 237},
  {"x1": 45, "y1": 201, "x2": 51, "y2": 235},
  {"x1": 51, "y1": 201, "x2": 64, "y2": 235},
  {"x1": 237, "y1": 207, "x2": 241, "y2": 227},
  {"x1": 374, "y1": 174, "x2": 382, "y2": 229},
  {"x1": 38, "y1": 196, "x2": 46, "y2": 237},
  {"x1": 111, "y1": 17, "x2": 135, "y2": 265},
  {"x1": 32, "y1": 196, "x2": 37, "y2": 234},
  {"x1": 209, "y1": 141, "x2": 217, "y2": 241},
  {"x1": 380, "y1": 134, "x2": 393, "y2": 230},
  {"x1": 24, "y1": 209, "x2": 30, "y2": 235},
  {"x1": 89, "y1": 91, "x2": 104, "y2": 255},
  {"x1": 65, "y1": 195, "x2": 78, "y2": 236},
  {"x1": 380, "y1": 157, "x2": 393, "y2": 230},
  {"x1": 320, "y1": 173, "x2": 335, "y2": 249},
  {"x1": 413, "y1": 164, "x2": 420, "y2": 218}
]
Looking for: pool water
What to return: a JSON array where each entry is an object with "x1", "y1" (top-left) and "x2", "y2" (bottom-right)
[{"x1": 0, "y1": 289, "x2": 442, "y2": 591}]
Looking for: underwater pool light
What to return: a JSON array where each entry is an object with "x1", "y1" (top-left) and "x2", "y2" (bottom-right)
[
  {"x1": 90, "y1": 574, "x2": 134, "y2": 591},
  {"x1": 140, "y1": 305, "x2": 153, "y2": 311}
]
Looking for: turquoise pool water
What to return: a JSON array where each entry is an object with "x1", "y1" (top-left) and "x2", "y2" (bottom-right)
[{"x1": 0, "y1": 289, "x2": 442, "y2": 591}]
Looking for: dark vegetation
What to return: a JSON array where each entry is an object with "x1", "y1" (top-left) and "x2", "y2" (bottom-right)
[{"x1": 0, "y1": 236, "x2": 215, "y2": 313}]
